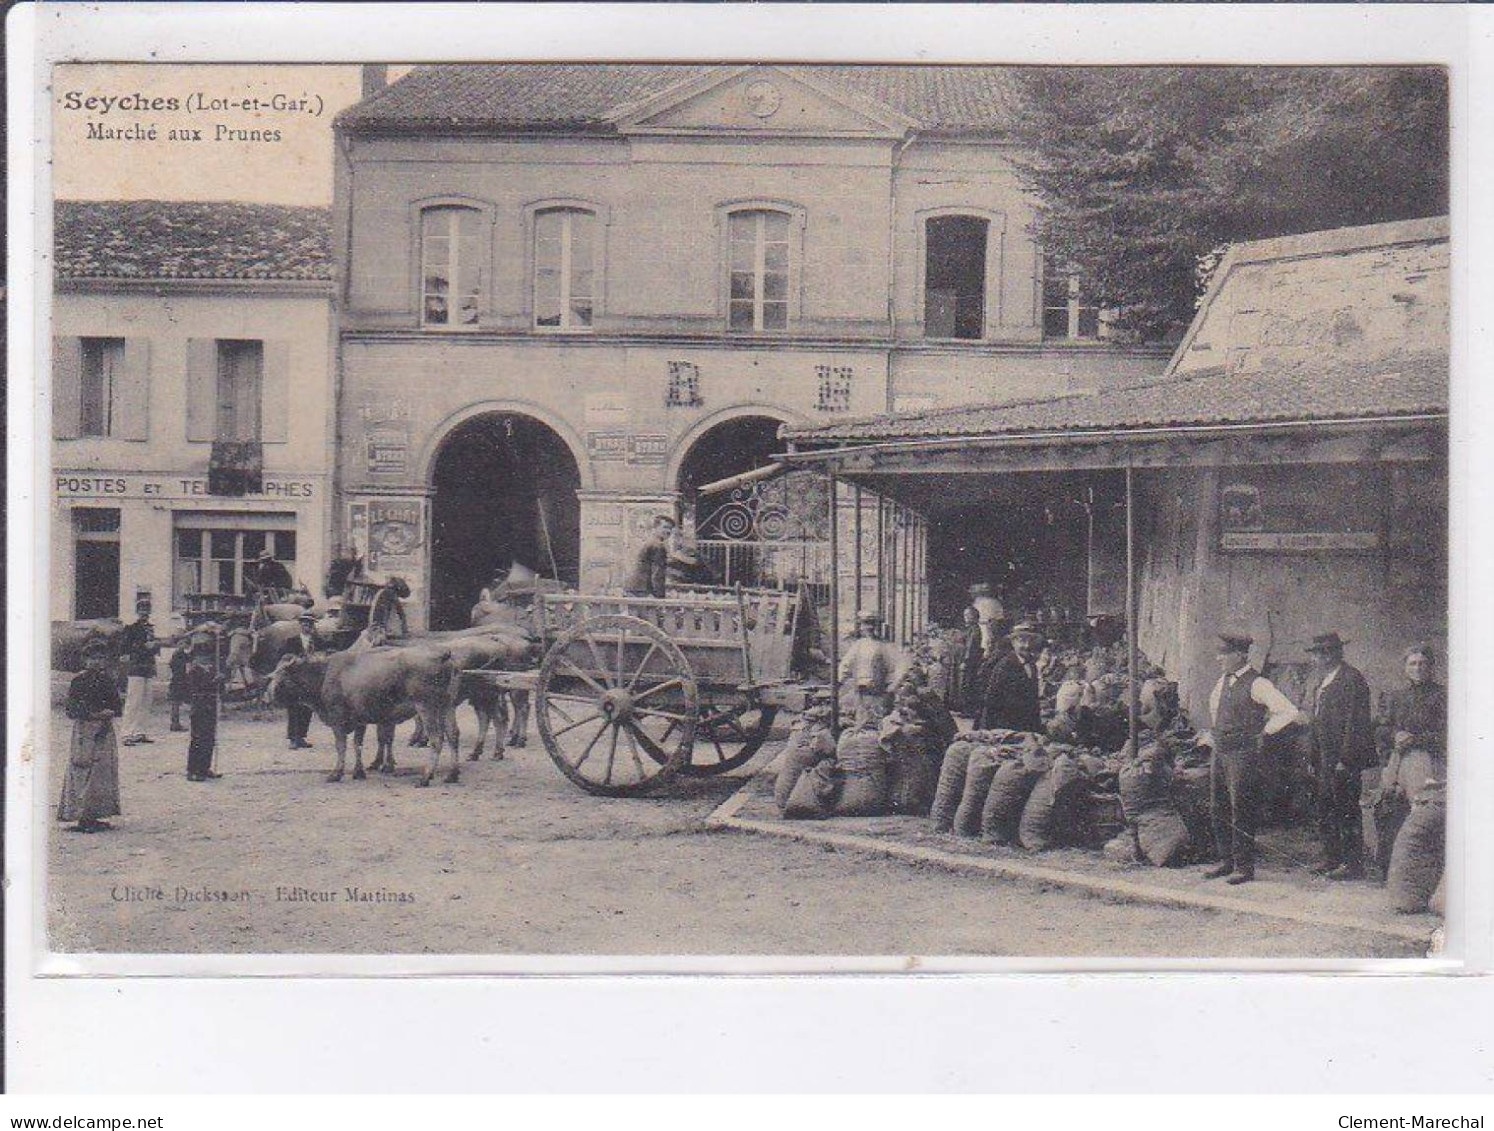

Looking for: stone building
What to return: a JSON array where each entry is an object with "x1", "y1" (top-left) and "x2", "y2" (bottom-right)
[
  {"x1": 782, "y1": 215, "x2": 1448, "y2": 714},
  {"x1": 332, "y1": 64, "x2": 1169, "y2": 629},
  {"x1": 51, "y1": 201, "x2": 336, "y2": 624}
]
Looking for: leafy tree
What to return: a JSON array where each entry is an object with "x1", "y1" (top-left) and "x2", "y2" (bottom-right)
[{"x1": 1006, "y1": 67, "x2": 1448, "y2": 342}]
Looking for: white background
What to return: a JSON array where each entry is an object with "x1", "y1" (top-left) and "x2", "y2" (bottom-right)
[{"x1": 8, "y1": 2, "x2": 1493, "y2": 1093}]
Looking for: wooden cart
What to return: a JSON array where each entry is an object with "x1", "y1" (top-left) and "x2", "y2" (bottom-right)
[{"x1": 470, "y1": 585, "x2": 816, "y2": 797}]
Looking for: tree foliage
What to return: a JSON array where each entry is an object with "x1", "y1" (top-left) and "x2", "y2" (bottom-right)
[{"x1": 1005, "y1": 67, "x2": 1448, "y2": 342}]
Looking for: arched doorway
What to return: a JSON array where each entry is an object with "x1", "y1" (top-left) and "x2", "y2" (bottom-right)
[
  {"x1": 676, "y1": 413, "x2": 828, "y2": 595},
  {"x1": 429, "y1": 412, "x2": 581, "y2": 630}
]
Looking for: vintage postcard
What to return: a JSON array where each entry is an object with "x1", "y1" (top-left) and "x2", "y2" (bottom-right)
[{"x1": 24, "y1": 42, "x2": 1462, "y2": 973}]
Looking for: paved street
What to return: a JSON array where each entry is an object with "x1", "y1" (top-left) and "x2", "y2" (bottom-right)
[{"x1": 46, "y1": 700, "x2": 1420, "y2": 958}]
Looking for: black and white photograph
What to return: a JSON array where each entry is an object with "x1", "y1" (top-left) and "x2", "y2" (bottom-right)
[{"x1": 29, "y1": 53, "x2": 1457, "y2": 964}]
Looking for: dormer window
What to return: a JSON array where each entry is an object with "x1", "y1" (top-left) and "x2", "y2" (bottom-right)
[
  {"x1": 533, "y1": 208, "x2": 596, "y2": 331},
  {"x1": 420, "y1": 205, "x2": 483, "y2": 328}
]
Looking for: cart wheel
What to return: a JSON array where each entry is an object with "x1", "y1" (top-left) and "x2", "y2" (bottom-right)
[
  {"x1": 682, "y1": 699, "x2": 779, "y2": 776},
  {"x1": 535, "y1": 613, "x2": 698, "y2": 797}
]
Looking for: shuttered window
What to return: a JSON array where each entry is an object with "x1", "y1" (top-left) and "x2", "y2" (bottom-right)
[
  {"x1": 216, "y1": 340, "x2": 263, "y2": 442},
  {"x1": 54, "y1": 336, "x2": 150, "y2": 441},
  {"x1": 79, "y1": 338, "x2": 123, "y2": 436},
  {"x1": 187, "y1": 339, "x2": 288, "y2": 443}
]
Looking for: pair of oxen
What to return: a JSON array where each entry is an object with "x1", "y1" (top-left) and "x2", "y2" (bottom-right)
[{"x1": 263, "y1": 590, "x2": 543, "y2": 786}]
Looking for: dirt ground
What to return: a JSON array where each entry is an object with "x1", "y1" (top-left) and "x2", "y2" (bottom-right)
[{"x1": 44, "y1": 696, "x2": 1421, "y2": 958}]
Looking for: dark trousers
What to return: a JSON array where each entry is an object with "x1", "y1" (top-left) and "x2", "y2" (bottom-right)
[
  {"x1": 1317, "y1": 761, "x2": 1365, "y2": 870},
  {"x1": 287, "y1": 703, "x2": 313, "y2": 743},
  {"x1": 187, "y1": 707, "x2": 216, "y2": 776},
  {"x1": 1210, "y1": 742, "x2": 1266, "y2": 874}
]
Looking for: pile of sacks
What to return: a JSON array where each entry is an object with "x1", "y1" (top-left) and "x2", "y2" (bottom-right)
[
  {"x1": 776, "y1": 681, "x2": 958, "y2": 821},
  {"x1": 929, "y1": 730, "x2": 1124, "y2": 851}
]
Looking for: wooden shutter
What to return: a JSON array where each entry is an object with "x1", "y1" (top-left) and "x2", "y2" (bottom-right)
[
  {"x1": 52, "y1": 336, "x2": 83, "y2": 439},
  {"x1": 185, "y1": 338, "x2": 217, "y2": 442},
  {"x1": 114, "y1": 338, "x2": 151, "y2": 441},
  {"x1": 260, "y1": 340, "x2": 290, "y2": 443}
]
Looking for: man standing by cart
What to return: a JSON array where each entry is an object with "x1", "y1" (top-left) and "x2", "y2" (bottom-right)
[
  {"x1": 283, "y1": 611, "x2": 320, "y2": 750},
  {"x1": 623, "y1": 514, "x2": 675, "y2": 598},
  {"x1": 1199, "y1": 632, "x2": 1308, "y2": 885}
]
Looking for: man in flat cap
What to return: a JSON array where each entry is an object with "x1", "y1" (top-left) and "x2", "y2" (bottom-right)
[
  {"x1": 975, "y1": 622, "x2": 1045, "y2": 733},
  {"x1": 1199, "y1": 631, "x2": 1308, "y2": 884},
  {"x1": 1304, "y1": 632, "x2": 1374, "y2": 880},
  {"x1": 838, "y1": 610, "x2": 910, "y2": 726},
  {"x1": 623, "y1": 514, "x2": 675, "y2": 598}
]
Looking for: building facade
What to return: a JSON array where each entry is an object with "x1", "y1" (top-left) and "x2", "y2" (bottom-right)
[
  {"x1": 332, "y1": 64, "x2": 1170, "y2": 629},
  {"x1": 51, "y1": 201, "x2": 336, "y2": 626}
]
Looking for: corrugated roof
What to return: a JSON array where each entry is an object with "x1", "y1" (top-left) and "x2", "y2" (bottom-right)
[
  {"x1": 338, "y1": 63, "x2": 1019, "y2": 133},
  {"x1": 55, "y1": 200, "x2": 333, "y2": 281},
  {"x1": 784, "y1": 353, "x2": 1448, "y2": 446}
]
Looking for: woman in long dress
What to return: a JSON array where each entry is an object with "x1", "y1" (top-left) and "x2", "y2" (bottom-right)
[{"x1": 58, "y1": 642, "x2": 123, "y2": 833}]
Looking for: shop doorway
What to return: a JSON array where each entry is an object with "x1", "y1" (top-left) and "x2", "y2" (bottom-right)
[
  {"x1": 72, "y1": 507, "x2": 121, "y2": 620},
  {"x1": 428, "y1": 412, "x2": 581, "y2": 630}
]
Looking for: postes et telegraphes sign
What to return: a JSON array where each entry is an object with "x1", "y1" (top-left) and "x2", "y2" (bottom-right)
[{"x1": 1218, "y1": 465, "x2": 1384, "y2": 552}]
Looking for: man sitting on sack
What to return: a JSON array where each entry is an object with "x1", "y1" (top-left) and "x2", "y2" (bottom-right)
[
  {"x1": 1198, "y1": 631, "x2": 1308, "y2": 885},
  {"x1": 975, "y1": 622, "x2": 1045, "y2": 734}
]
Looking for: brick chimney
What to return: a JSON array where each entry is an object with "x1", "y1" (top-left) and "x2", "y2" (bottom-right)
[{"x1": 362, "y1": 65, "x2": 389, "y2": 100}]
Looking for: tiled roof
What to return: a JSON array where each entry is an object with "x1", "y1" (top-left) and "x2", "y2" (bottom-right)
[
  {"x1": 338, "y1": 64, "x2": 1019, "y2": 133},
  {"x1": 784, "y1": 353, "x2": 1448, "y2": 447},
  {"x1": 55, "y1": 200, "x2": 333, "y2": 281}
]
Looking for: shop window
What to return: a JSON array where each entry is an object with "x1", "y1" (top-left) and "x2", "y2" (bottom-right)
[
  {"x1": 215, "y1": 340, "x2": 263, "y2": 442},
  {"x1": 1043, "y1": 265, "x2": 1101, "y2": 341},
  {"x1": 421, "y1": 205, "x2": 483, "y2": 328},
  {"x1": 924, "y1": 216, "x2": 988, "y2": 340},
  {"x1": 78, "y1": 338, "x2": 124, "y2": 437},
  {"x1": 174, "y1": 524, "x2": 296, "y2": 603},
  {"x1": 533, "y1": 208, "x2": 596, "y2": 331},
  {"x1": 728, "y1": 209, "x2": 791, "y2": 332}
]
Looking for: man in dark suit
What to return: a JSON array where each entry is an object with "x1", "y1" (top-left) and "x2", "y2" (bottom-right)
[
  {"x1": 975, "y1": 623, "x2": 1044, "y2": 733},
  {"x1": 283, "y1": 612, "x2": 320, "y2": 750},
  {"x1": 1304, "y1": 631, "x2": 1375, "y2": 880}
]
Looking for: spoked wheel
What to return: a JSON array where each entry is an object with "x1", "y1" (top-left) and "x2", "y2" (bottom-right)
[
  {"x1": 681, "y1": 698, "x2": 779, "y2": 776},
  {"x1": 535, "y1": 614, "x2": 698, "y2": 797}
]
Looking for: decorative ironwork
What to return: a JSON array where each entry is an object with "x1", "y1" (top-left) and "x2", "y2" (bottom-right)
[
  {"x1": 696, "y1": 473, "x2": 827, "y2": 544},
  {"x1": 815, "y1": 364, "x2": 853, "y2": 413},
  {"x1": 666, "y1": 360, "x2": 703, "y2": 407}
]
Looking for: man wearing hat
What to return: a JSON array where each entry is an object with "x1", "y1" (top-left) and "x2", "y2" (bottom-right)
[
  {"x1": 975, "y1": 622, "x2": 1044, "y2": 733},
  {"x1": 248, "y1": 547, "x2": 294, "y2": 597},
  {"x1": 623, "y1": 514, "x2": 675, "y2": 598},
  {"x1": 967, "y1": 583, "x2": 1005, "y2": 658},
  {"x1": 281, "y1": 612, "x2": 322, "y2": 750},
  {"x1": 838, "y1": 611, "x2": 910, "y2": 726},
  {"x1": 182, "y1": 636, "x2": 223, "y2": 781},
  {"x1": 118, "y1": 596, "x2": 160, "y2": 746},
  {"x1": 1199, "y1": 632, "x2": 1308, "y2": 884},
  {"x1": 1304, "y1": 631, "x2": 1374, "y2": 880}
]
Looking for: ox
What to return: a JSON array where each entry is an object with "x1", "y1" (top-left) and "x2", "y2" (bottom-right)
[
  {"x1": 266, "y1": 645, "x2": 462, "y2": 785},
  {"x1": 401, "y1": 630, "x2": 540, "y2": 766}
]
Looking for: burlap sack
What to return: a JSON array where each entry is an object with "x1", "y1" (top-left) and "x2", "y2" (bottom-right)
[
  {"x1": 930, "y1": 740, "x2": 975, "y2": 832},
  {"x1": 1387, "y1": 786, "x2": 1445, "y2": 914}
]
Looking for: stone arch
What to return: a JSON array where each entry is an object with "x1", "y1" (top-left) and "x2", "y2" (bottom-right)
[{"x1": 419, "y1": 399, "x2": 594, "y2": 490}]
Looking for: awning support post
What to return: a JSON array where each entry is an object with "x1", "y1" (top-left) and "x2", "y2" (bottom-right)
[
  {"x1": 828, "y1": 472, "x2": 841, "y2": 742},
  {"x1": 853, "y1": 485, "x2": 863, "y2": 620},
  {"x1": 1126, "y1": 464, "x2": 1140, "y2": 757}
]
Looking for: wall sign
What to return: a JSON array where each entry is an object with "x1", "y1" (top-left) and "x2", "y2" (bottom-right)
[
  {"x1": 55, "y1": 473, "x2": 317, "y2": 501},
  {"x1": 361, "y1": 404, "x2": 412, "y2": 476},
  {"x1": 347, "y1": 497, "x2": 427, "y2": 577},
  {"x1": 587, "y1": 431, "x2": 629, "y2": 462},
  {"x1": 587, "y1": 431, "x2": 670, "y2": 465},
  {"x1": 1218, "y1": 465, "x2": 1384, "y2": 552}
]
